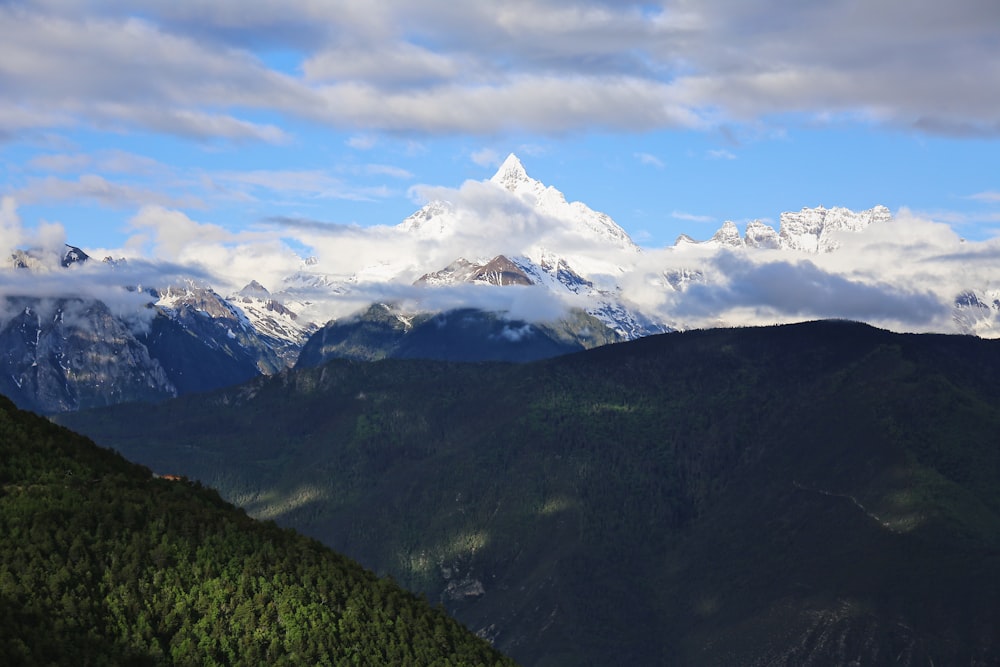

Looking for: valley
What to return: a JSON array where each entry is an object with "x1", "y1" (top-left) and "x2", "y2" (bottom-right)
[{"x1": 59, "y1": 320, "x2": 1000, "y2": 665}]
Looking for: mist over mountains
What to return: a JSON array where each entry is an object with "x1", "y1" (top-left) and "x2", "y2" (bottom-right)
[{"x1": 2, "y1": 155, "x2": 999, "y2": 412}]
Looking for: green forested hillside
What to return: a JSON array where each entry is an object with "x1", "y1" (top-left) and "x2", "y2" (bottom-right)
[
  {"x1": 0, "y1": 396, "x2": 515, "y2": 666},
  {"x1": 60, "y1": 321, "x2": 1000, "y2": 665}
]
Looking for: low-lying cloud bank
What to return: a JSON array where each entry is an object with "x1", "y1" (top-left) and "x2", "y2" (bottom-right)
[{"x1": 1, "y1": 193, "x2": 997, "y2": 337}]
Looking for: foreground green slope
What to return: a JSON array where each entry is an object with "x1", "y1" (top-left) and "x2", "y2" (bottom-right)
[
  {"x1": 0, "y1": 396, "x2": 514, "y2": 666},
  {"x1": 61, "y1": 321, "x2": 1000, "y2": 665}
]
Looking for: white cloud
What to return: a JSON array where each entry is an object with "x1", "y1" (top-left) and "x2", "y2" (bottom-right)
[
  {"x1": 307, "y1": 75, "x2": 706, "y2": 134},
  {"x1": 4, "y1": 177, "x2": 998, "y2": 338},
  {"x1": 0, "y1": 7, "x2": 308, "y2": 142},
  {"x1": 125, "y1": 206, "x2": 304, "y2": 294},
  {"x1": 618, "y1": 209, "x2": 983, "y2": 333},
  {"x1": 0, "y1": 197, "x2": 68, "y2": 268},
  {"x1": 127, "y1": 206, "x2": 233, "y2": 259},
  {"x1": 673, "y1": 251, "x2": 948, "y2": 328},
  {"x1": 4, "y1": 1, "x2": 996, "y2": 140},
  {"x1": 0, "y1": 197, "x2": 25, "y2": 256}
]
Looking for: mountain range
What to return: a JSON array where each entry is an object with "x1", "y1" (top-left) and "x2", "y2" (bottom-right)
[
  {"x1": 59, "y1": 320, "x2": 1000, "y2": 666},
  {"x1": 2, "y1": 154, "x2": 996, "y2": 413}
]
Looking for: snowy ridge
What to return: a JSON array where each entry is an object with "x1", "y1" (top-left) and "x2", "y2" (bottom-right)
[
  {"x1": 673, "y1": 206, "x2": 891, "y2": 253},
  {"x1": 489, "y1": 153, "x2": 639, "y2": 253},
  {"x1": 779, "y1": 205, "x2": 892, "y2": 253},
  {"x1": 229, "y1": 281, "x2": 317, "y2": 351},
  {"x1": 156, "y1": 282, "x2": 251, "y2": 329}
]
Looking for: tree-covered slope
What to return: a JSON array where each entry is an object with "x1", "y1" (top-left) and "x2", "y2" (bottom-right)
[
  {"x1": 60, "y1": 321, "x2": 1000, "y2": 666},
  {"x1": 0, "y1": 396, "x2": 515, "y2": 666}
]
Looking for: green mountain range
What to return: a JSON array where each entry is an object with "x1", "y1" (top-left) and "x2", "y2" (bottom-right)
[
  {"x1": 59, "y1": 320, "x2": 1000, "y2": 665},
  {"x1": 0, "y1": 395, "x2": 514, "y2": 666}
]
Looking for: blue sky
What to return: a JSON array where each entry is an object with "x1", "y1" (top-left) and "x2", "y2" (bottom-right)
[{"x1": 2, "y1": 0, "x2": 999, "y2": 256}]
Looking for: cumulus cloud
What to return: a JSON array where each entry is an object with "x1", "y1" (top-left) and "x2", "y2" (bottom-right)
[
  {"x1": 0, "y1": 196, "x2": 24, "y2": 254},
  {"x1": 251, "y1": 176, "x2": 988, "y2": 335},
  {"x1": 0, "y1": 198, "x2": 220, "y2": 334},
  {"x1": 0, "y1": 197, "x2": 69, "y2": 266},
  {"x1": 124, "y1": 206, "x2": 305, "y2": 293},
  {"x1": 674, "y1": 252, "x2": 947, "y2": 328},
  {"x1": 616, "y1": 208, "x2": 987, "y2": 333}
]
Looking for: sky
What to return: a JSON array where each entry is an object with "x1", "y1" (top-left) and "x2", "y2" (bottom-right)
[
  {"x1": 2, "y1": 1, "x2": 1000, "y2": 334},
  {"x1": 2, "y1": 1, "x2": 999, "y2": 251}
]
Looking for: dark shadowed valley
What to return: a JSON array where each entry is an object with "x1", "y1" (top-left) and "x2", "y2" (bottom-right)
[{"x1": 59, "y1": 321, "x2": 1000, "y2": 666}]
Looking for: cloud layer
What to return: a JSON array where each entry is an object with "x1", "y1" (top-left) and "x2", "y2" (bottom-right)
[
  {"x1": 2, "y1": 2, "x2": 998, "y2": 139},
  {"x1": 2, "y1": 174, "x2": 999, "y2": 337}
]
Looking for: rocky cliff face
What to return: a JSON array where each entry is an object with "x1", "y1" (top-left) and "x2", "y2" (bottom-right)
[
  {"x1": 0, "y1": 248, "x2": 311, "y2": 413},
  {"x1": 416, "y1": 255, "x2": 534, "y2": 287},
  {"x1": 0, "y1": 297, "x2": 175, "y2": 414}
]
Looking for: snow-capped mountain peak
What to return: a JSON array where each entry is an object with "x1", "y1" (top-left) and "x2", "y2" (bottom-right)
[
  {"x1": 490, "y1": 153, "x2": 532, "y2": 192},
  {"x1": 709, "y1": 221, "x2": 743, "y2": 248},
  {"x1": 488, "y1": 155, "x2": 638, "y2": 254},
  {"x1": 237, "y1": 280, "x2": 271, "y2": 300},
  {"x1": 395, "y1": 154, "x2": 639, "y2": 259}
]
